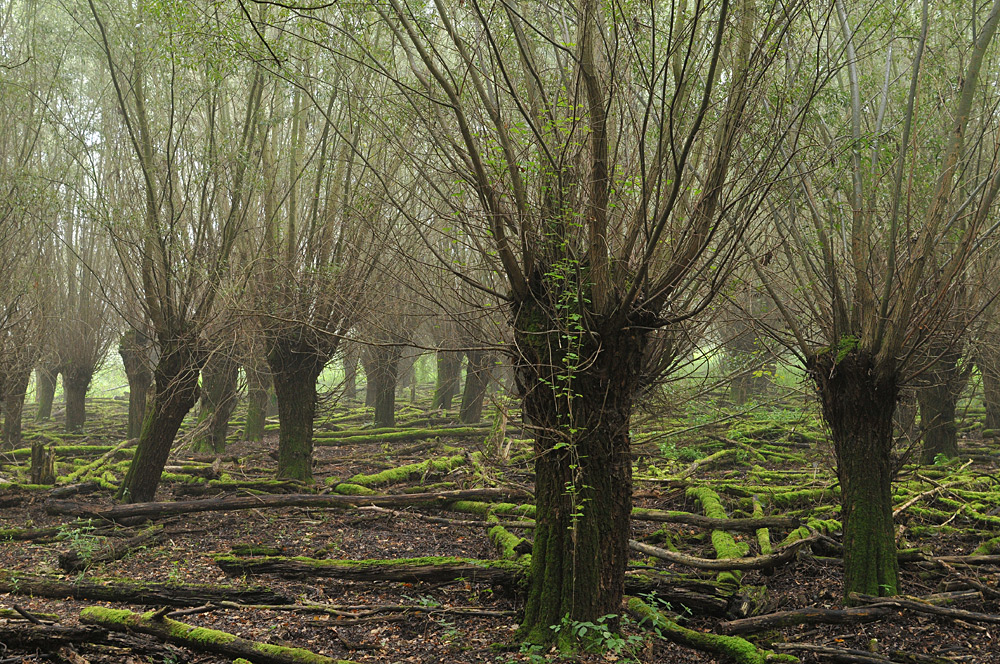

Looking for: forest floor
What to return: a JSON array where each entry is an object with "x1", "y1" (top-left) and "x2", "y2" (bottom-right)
[{"x1": 2, "y1": 387, "x2": 1000, "y2": 664}]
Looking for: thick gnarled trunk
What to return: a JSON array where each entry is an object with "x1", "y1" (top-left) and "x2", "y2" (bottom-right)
[
  {"x1": 2, "y1": 367, "x2": 32, "y2": 450},
  {"x1": 343, "y1": 344, "x2": 359, "y2": 402},
  {"x1": 194, "y1": 354, "x2": 240, "y2": 454},
  {"x1": 808, "y1": 350, "x2": 898, "y2": 601},
  {"x1": 459, "y1": 349, "x2": 491, "y2": 424},
  {"x1": 368, "y1": 345, "x2": 402, "y2": 428},
  {"x1": 977, "y1": 346, "x2": 1000, "y2": 431},
  {"x1": 62, "y1": 365, "x2": 94, "y2": 432},
  {"x1": 917, "y1": 346, "x2": 965, "y2": 464},
  {"x1": 514, "y1": 296, "x2": 648, "y2": 646},
  {"x1": 432, "y1": 351, "x2": 462, "y2": 410},
  {"x1": 119, "y1": 331, "x2": 153, "y2": 441},
  {"x1": 267, "y1": 334, "x2": 330, "y2": 482},
  {"x1": 34, "y1": 363, "x2": 59, "y2": 422},
  {"x1": 242, "y1": 356, "x2": 270, "y2": 442},
  {"x1": 118, "y1": 339, "x2": 202, "y2": 503}
]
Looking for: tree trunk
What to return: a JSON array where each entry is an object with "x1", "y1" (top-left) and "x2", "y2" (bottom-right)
[
  {"x1": 118, "y1": 338, "x2": 202, "y2": 503},
  {"x1": 31, "y1": 441, "x2": 56, "y2": 485},
  {"x1": 978, "y1": 347, "x2": 1000, "y2": 430},
  {"x1": 807, "y1": 349, "x2": 898, "y2": 601},
  {"x1": 62, "y1": 364, "x2": 93, "y2": 432},
  {"x1": 361, "y1": 349, "x2": 376, "y2": 408},
  {"x1": 267, "y1": 337, "x2": 327, "y2": 482},
  {"x1": 34, "y1": 363, "x2": 59, "y2": 422},
  {"x1": 194, "y1": 353, "x2": 239, "y2": 454},
  {"x1": 459, "y1": 349, "x2": 491, "y2": 424},
  {"x1": 918, "y1": 346, "x2": 965, "y2": 464},
  {"x1": 513, "y1": 296, "x2": 648, "y2": 646},
  {"x1": 370, "y1": 345, "x2": 402, "y2": 428},
  {"x1": 343, "y1": 343, "x2": 359, "y2": 402},
  {"x1": 433, "y1": 350, "x2": 462, "y2": 410},
  {"x1": 119, "y1": 331, "x2": 154, "y2": 441},
  {"x1": 2, "y1": 366, "x2": 32, "y2": 450},
  {"x1": 242, "y1": 358, "x2": 270, "y2": 442}
]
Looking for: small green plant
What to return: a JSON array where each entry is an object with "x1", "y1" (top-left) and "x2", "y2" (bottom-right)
[
  {"x1": 551, "y1": 613, "x2": 646, "y2": 659},
  {"x1": 56, "y1": 520, "x2": 101, "y2": 564}
]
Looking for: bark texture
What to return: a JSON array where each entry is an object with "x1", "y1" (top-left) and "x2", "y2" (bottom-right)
[
  {"x1": 513, "y1": 293, "x2": 649, "y2": 645},
  {"x1": 118, "y1": 336, "x2": 202, "y2": 503},
  {"x1": 808, "y1": 348, "x2": 899, "y2": 601},
  {"x1": 459, "y1": 349, "x2": 492, "y2": 424},
  {"x1": 194, "y1": 352, "x2": 239, "y2": 454},
  {"x1": 432, "y1": 350, "x2": 462, "y2": 410},
  {"x1": 34, "y1": 363, "x2": 59, "y2": 421},
  {"x1": 917, "y1": 348, "x2": 964, "y2": 464},
  {"x1": 119, "y1": 330, "x2": 154, "y2": 441},
  {"x1": 62, "y1": 364, "x2": 93, "y2": 432},
  {"x1": 2, "y1": 365, "x2": 32, "y2": 449},
  {"x1": 368, "y1": 345, "x2": 402, "y2": 428},
  {"x1": 267, "y1": 337, "x2": 327, "y2": 482}
]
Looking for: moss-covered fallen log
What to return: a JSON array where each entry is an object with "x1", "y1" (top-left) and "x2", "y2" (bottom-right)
[
  {"x1": 687, "y1": 486, "x2": 747, "y2": 586},
  {"x1": 623, "y1": 570, "x2": 750, "y2": 618},
  {"x1": 629, "y1": 532, "x2": 819, "y2": 571},
  {"x1": 342, "y1": 453, "x2": 467, "y2": 487},
  {"x1": 0, "y1": 570, "x2": 291, "y2": 606},
  {"x1": 216, "y1": 554, "x2": 527, "y2": 585},
  {"x1": 45, "y1": 487, "x2": 530, "y2": 521},
  {"x1": 630, "y1": 507, "x2": 799, "y2": 531},
  {"x1": 80, "y1": 607, "x2": 358, "y2": 664},
  {"x1": 627, "y1": 597, "x2": 796, "y2": 664},
  {"x1": 313, "y1": 426, "x2": 490, "y2": 447}
]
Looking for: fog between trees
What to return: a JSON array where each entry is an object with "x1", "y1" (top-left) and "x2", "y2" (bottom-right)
[{"x1": 3, "y1": 0, "x2": 1000, "y2": 651}]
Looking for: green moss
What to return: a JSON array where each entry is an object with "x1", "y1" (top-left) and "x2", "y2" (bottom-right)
[
  {"x1": 974, "y1": 536, "x2": 1000, "y2": 555},
  {"x1": 687, "y1": 487, "x2": 743, "y2": 586},
  {"x1": 627, "y1": 598, "x2": 797, "y2": 664},
  {"x1": 330, "y1": 483, "x2": 376, "y2": 496},
  {"x1": 346, "y1": 454, "x2": 466, "y2": 487},
  {"x1": 314, "y1": 427, "x2": 488, "y2": 447},
  {"x1": 80, "y1": 607, "x2": 356, "y2": 664}
]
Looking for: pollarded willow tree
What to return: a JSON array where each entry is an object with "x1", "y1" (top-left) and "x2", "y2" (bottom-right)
[
  {"x1": 48, "y1": 191, "x2": 119, "y2": 432},
  {"x1": 333, "y1": 0, "x2": 805, "y2": 644},
  {"x1": 87, "y1": 0, "x2": 267, "y2": 502},
  {"x1": 748, "y1": 0, "x2": 1000, "y2": 600},
  {"x1": 249, "y1": 51, "x2": 391, "y2": 481}
]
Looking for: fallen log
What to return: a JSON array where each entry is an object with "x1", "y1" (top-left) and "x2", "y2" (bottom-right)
[
  {"x1": 45, "y1": 487, "x2": 530, "y2": 522},
  {"x1": 718, "y1": 603, "x2": 894, "y2": 635},
  {"x1": 215, "y1": 554, "x2": 527, "y2": 585},
  {"x1": 770, "y1": 642, "x2": 954, "y2": 664},
  {"x1": 204, "y1": 599, "x2": 514, "y2": 619},
  {"x1": 629, "y1": 532, "x2": 820, "y2": 571},
  {"x1": 623, "y1": 569, "x2": 750, "y2": 618},
  {"x1": 630, "y1": 508, "x2": 799, "y2": 532},
  {"x1": 627, "y1": 597, "x2": 795, "y2": 664},
  {"x1": 58, "y1": 523, "x2": 167, "y2": 572},
  {"x1": 80, "y1": 607, "x2": 358, "y2": 664},
  {"x1": 0, "y1": 624, "x2": 109, "y2": 649},
  {"x1": 851, "y1": 592, "x2": 1000, "y2": 624},
  {"x1": 313, "y1": 426, "x2": 490, "y2": 447},
  {"x1": 217, "y1": 552, "x2": 742, "y2": 618},
  {"x1": 0, "y1": 570, "x2": 291, "y2": 606}
]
